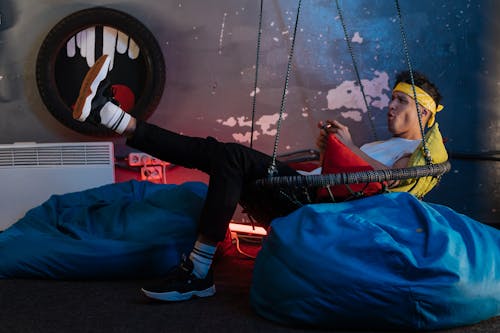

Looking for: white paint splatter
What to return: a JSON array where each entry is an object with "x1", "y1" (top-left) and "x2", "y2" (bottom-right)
[
  {"x1": 232, "y1": 131, "x2": 260, "y2": 143},
  {"x1": 256, "y1": 113, "x2": 288, "y2": 136},
  {"x1": 236, "y1": 116, "x2": 252, "y2": 127},
  {"x1": 221, "y1": 117, "x2": 237, "y2": 127},
  {"x1": 341, "y1": 111, "x2": 363, "y2": 121},
  {"x1": 250, "y1": 87, "x2": 260, "y2": 97},
  {"x1": 218, "y1": 12, "x2": 228, "y2": 55},
  {"x1": 325, "y1": 71, "x2": 390, "y2": 121},
  {"x1": 301, "y1": 106, "x2": 309, "y2": 117},
  {"x1": 219, "y1": 113, "x2": 288, "y2": 143},
  {"x1": 352, "y1": 32, "x2": 363, "y2": 44}
]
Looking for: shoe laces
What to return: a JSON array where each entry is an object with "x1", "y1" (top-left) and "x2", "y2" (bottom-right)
[
  {"x1": 95, "y1": 79, "x2": 118, "y2": 106},
  {"x1": 179, "y1": 254, "x2": 194, "y2": 272},
  {"x1": 166, "y1": 254, "x2": 195, "y2": 279}
]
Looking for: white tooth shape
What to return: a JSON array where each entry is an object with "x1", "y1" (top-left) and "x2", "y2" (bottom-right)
[{"x1": 65, "y1": 25, "x2": 141, "y2": 69}]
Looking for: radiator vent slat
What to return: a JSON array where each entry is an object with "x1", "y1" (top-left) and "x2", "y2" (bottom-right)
[{"x1": 0, "y1": 143, "x2": 113, "y2": 167}]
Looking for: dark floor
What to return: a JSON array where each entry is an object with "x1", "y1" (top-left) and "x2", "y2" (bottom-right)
[
  {"x1": 1, "y1": 166, "x2": 498, "y2": 332},
  {"x1": 1, "y1": 236, "x2": 499, "y2": 333}
]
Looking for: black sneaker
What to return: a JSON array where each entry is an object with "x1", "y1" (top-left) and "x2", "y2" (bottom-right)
[
  {"x1": 141, "y1": 255, "x2": 216, "y2": 302},
  {"x1": 73, "y1": 54, "x2": 117, "y2": 123}
]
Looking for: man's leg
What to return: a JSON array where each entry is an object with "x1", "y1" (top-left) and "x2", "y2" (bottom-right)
[
  {"x1": 126, "y1": 121, "x2": 298, "y2": 241},
  {"x1": 73, "y1": 55, "x2": 298, "y2": 301},
  {"x1": 126, "y1": 122, "x2": 299, "y2": 302}
]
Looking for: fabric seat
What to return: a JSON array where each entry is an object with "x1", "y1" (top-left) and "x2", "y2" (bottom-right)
[
  {"x1": 0, "y1": 180, "x2": 205, "y2": 279},
  {"x1": 250, "y1": 192, "x2": 500, "y2": 331}
]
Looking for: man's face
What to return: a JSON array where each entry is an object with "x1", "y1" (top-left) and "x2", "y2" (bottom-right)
[{"x1": 387, "y1": 91, "x2": 428, "y2": 139}]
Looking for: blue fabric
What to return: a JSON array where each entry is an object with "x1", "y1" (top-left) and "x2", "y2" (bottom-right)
[
  {"x1": 0, "y1": 180, "x2": 207, "y2": 279},
  {"x1": 250, "y1": 192, "x2": 500, "y2": 331}
]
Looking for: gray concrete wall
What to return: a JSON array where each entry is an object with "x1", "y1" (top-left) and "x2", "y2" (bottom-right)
[{"x1": 0, "y1": 0, "x2": 498, "y2": 225}]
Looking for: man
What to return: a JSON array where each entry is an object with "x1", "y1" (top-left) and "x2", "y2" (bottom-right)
[
  {"x1": 73, "y1": 55, "x2": 442, "y2": 302},
  {"x1": 316, "y1": 71, "x2": 442, "y2": 171}
]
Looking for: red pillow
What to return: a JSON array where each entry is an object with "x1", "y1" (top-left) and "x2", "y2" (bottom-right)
[
  {"x1": 317, "y1": 134, "x2": 383, "y2": 201},
  {"x1": 112, "y1": 84, "x2": 135, "y2": 112}
]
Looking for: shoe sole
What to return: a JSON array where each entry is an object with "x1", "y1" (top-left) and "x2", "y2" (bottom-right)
[
  {"x1": 141, "y1": 285, "x2": 216, "y2": 302},
  {"x1": 73, "y1": 55, "x2": 111, "y2": 121}
]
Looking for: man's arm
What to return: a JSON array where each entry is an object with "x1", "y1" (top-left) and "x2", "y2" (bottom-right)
[{"x1": 316, "y1": 120, "x2": 408, "y2": 171}]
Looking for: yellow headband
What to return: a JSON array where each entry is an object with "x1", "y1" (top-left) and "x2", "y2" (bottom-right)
[{"x1": 393, "y1": 82, "x2": 444, "y2": 127}]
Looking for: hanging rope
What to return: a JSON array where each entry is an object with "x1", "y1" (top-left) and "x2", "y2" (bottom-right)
[
  {"x1": 394, "y1": 0, "x2": 432, "y2": 165},
  {"x1": 249, "y1": 0, "x2": 264, "y2": 149},
  {"x1": 335, "y1": 0, "x2": 378, "y2": 141},
  {"x1": 267, "y1": 0, "x2": 303, "y2": 177}
]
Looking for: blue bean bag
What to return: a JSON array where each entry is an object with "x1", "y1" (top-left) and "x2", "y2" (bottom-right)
[
  {"x1": 250, "y1": 192, "x2": 500, "y2": 331},
  {"x1": 0, "y1": 180, "x2": 206, "y2": 279}
]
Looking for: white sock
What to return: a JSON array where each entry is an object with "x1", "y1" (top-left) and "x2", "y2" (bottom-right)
[
  {"x1": 100, "y1": 102, "x2": 131, "y2": 134},
  {"x1": 189, "y1": 241, "x2": 217, "y2": 278}
]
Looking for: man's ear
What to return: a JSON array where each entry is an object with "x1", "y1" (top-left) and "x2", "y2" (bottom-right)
[{"x1": 421, "y1": 108, "x2": 430, "y2": 120}]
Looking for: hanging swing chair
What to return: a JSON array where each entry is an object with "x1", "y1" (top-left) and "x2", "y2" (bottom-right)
[
  {"x1": 240, "y1": 0, "x2": 450, "y2": 225},
  {"x1": 248, "y1": 2, "x2": 500, "y2": 331}
]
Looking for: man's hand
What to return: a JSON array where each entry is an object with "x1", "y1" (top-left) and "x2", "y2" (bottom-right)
[
  {"x1": 315, "y1": 121, "x2": 329, "y2": 152},
  {"x1": 316, "y1": 120, "x2": 355, "y2": 149}
]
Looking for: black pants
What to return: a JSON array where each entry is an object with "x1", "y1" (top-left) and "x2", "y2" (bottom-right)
[{"x1": 127, "y1": 121, "x2": 300, "y2": 242}]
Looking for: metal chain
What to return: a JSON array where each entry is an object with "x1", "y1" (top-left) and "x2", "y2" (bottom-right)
[
  {"x1": 335, "y1": 0, "x2": 378, "y2": 141},
  {"x1": 250, "y1": 0, "x2": 264, "y2": 149},
  {"x1": 268, "y1": 0, "x2": 303, "y2": 177},
  {"x1": 394, "y1": 0, "x2": 432, "y2": 164}
]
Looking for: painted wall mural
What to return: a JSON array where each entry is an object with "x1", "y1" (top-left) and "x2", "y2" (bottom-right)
[
  {"x1": 0, "y1": 0, "x2": 497, "y2": 224},
  {"x1": 35, "y1": 7, "x2": 165, "y2": 136}
]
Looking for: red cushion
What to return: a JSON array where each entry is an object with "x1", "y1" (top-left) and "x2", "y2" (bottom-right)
[
  {"x1": 112, "y1": 84, "x2": 135, "y2": 112},
  {"x1": 288, "y1": 161, "x2": 320, "y2": 172},
  {"x1": 317, "y1": 135, "x2": 383, "y2": 201}
]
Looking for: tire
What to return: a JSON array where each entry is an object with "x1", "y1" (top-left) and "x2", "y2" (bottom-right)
[{"x1": 36, "y1": 7, "x2": 166, "y2": 136}]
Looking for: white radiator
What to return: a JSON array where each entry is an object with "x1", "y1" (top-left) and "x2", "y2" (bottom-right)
[{"x1": 0, "y1": 142, "x2": 115, "y2": 230}]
